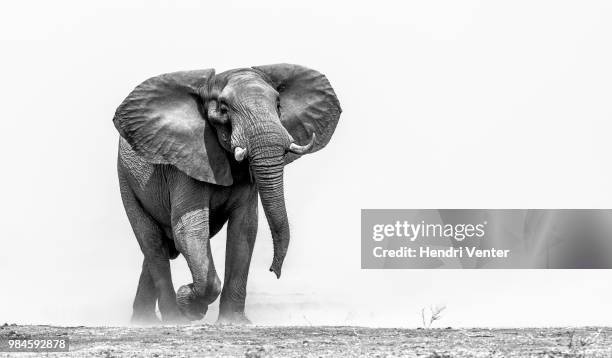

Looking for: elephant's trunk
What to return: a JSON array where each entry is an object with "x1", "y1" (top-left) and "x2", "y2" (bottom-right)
[{"x1": 251, "y1": 156, "x2": 289, "y2": 279}]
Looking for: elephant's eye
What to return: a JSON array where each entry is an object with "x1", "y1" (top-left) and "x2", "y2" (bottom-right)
[{"x1": 219, "y1": 103, "x2": 228, "y2": 115}]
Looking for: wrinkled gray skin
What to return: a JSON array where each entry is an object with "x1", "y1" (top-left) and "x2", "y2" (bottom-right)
[{"x1": 118, "y1": 70, "x2": 301, "y2": 324}]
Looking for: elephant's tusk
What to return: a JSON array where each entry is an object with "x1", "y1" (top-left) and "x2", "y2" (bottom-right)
[
  {"x1": 234, "y1": 147, "x2": 247, "y2": 162},
  {"x1": 288, "y1": 133, "x2": 316, "y2": 155}
]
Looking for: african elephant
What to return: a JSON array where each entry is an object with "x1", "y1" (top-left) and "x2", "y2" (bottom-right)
[{"x1": 113, "y1": 64, "x2": 341, "y2": 324}]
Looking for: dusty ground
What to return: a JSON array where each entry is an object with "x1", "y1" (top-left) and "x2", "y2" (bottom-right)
[{"x1": 0, "y1": 324, "x2": 610, "y2": 357}]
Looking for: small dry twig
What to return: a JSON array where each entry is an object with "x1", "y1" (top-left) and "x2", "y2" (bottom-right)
[{"x1": 421, "y1": 305, "x2": 446, "y2": 328}]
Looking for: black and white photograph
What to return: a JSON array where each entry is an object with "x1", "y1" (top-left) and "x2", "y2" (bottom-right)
[{"x1": 1, "y1": 1, "x2": 612, "y2": 356}]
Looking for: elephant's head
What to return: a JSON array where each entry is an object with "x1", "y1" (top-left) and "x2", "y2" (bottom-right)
[{"x1": 113, "y1": 64, "x2": 341, "y2": 278}]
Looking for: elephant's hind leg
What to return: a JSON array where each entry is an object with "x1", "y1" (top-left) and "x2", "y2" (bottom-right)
[
  {"x1": 131, "y1": 259, "x2": 159, "y2": 324},
  {"x1": 119, "y1": 175, "x2": 184, "y2": 324}
]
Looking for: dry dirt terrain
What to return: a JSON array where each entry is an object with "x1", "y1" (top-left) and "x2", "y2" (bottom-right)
[{"x1": 1, "y1": 324, "x2": 611, "y2": 357}]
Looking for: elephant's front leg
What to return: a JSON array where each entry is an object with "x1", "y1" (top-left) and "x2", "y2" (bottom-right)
[
  {"x1": 218, "y1": 188, "x2": 258, "y2": 324},
  {"x1": 172, "y1": 207, "x2": 222, "y2": 321}
]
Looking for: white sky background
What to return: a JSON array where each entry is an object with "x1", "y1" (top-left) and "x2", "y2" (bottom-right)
[{"x1": 1, "y1": 0, "x2": 612, "y2": 327}]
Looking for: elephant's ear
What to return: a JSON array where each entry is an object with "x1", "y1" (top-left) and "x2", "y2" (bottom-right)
[
  {"x1": 113, "y1": 69, "x2": 233, "y2": 186},
  {"x1": 253, "y1": 64, "x2": 342, "y2": 164}
]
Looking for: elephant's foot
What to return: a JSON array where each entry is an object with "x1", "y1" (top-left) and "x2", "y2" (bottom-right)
[
  {"x1": 216, "y1": 312, "x2": 252, "y2": 326},
  {"x1": 130, "y1": 312, "x2": 161, "y2": 326},
  {"x1": 176, "y1": 284, "x2": 208, "y2": 321}
]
